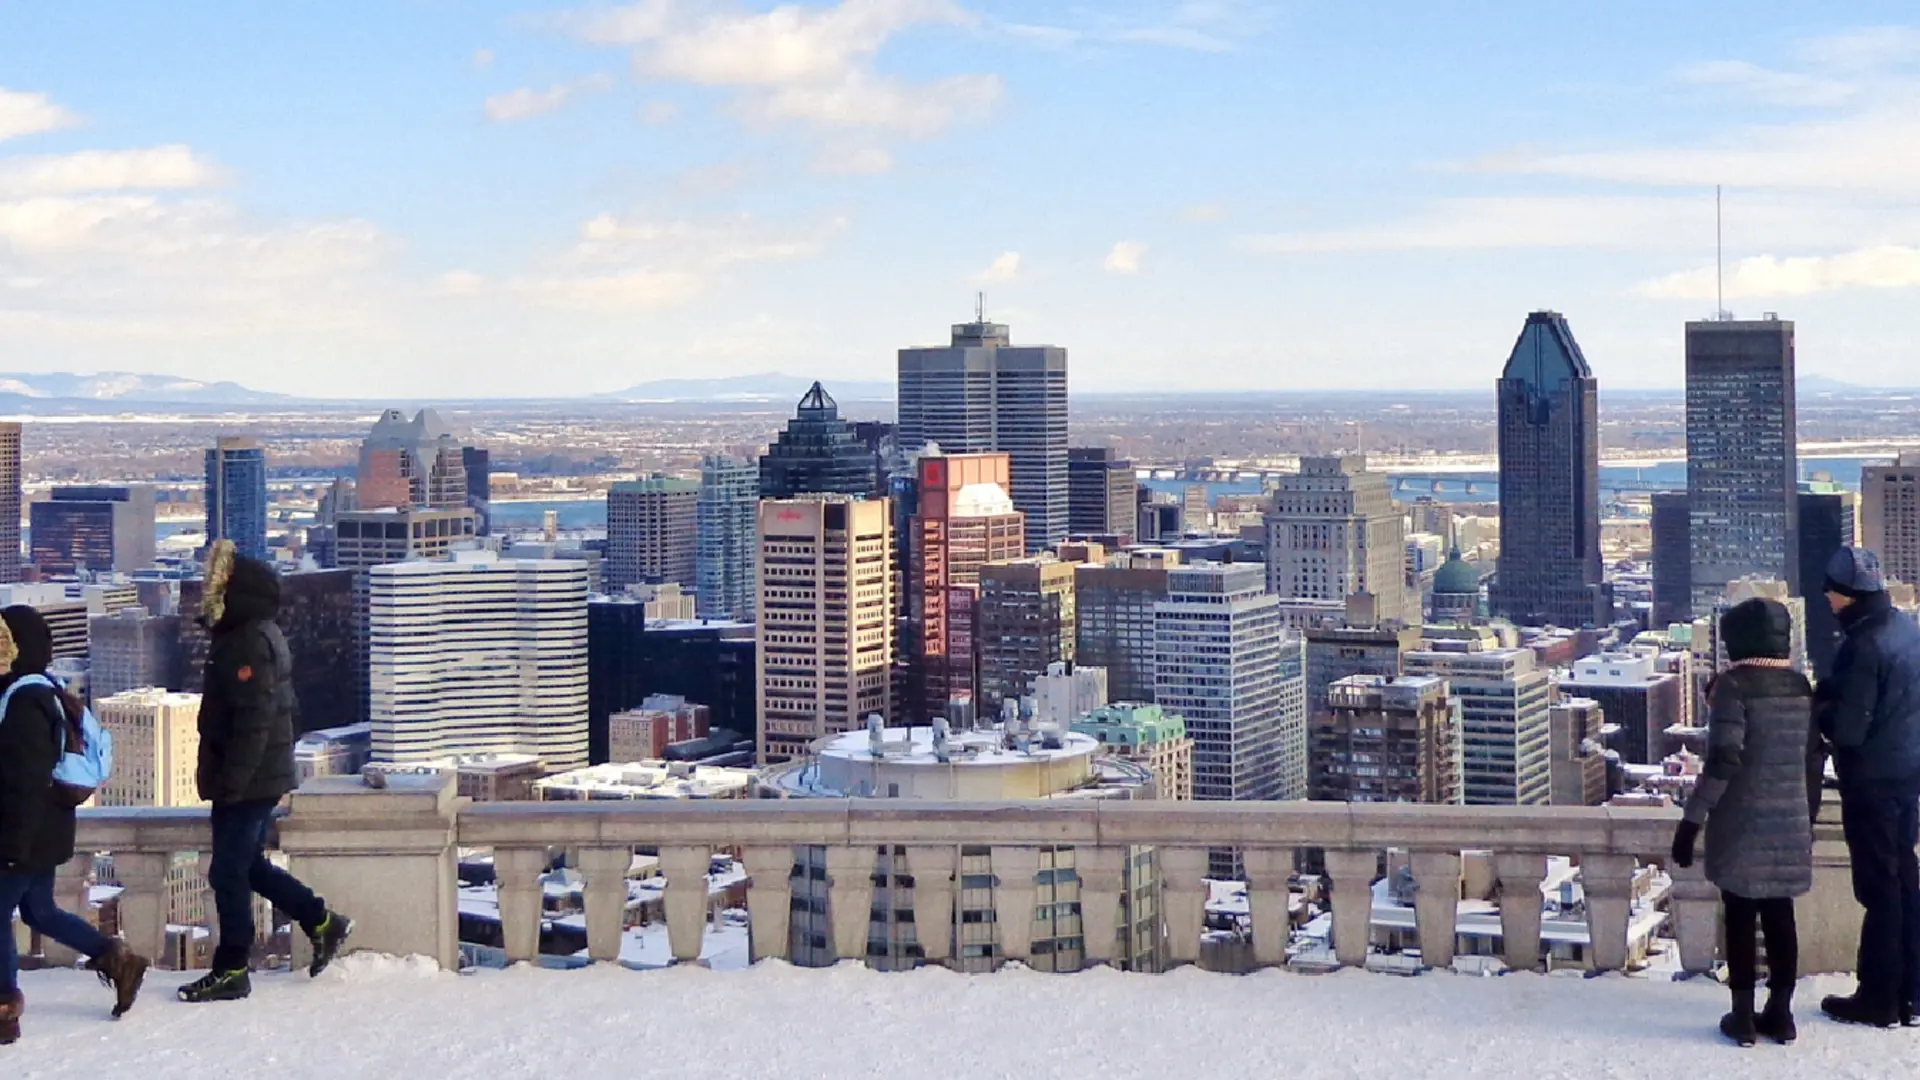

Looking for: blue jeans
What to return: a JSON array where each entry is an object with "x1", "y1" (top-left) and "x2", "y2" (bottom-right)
[
  {"x1": 1841, "y1": 788, "x2": 1920, "y2": 1010},
  {"x1": 1, "y1": 870, "x2": 114, "y2": 993},
  {"x1": 208, "y1": 799, "x2": 326, "y2": 972}
]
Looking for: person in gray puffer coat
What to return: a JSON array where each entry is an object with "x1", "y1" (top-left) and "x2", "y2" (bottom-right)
[{"x1": 1671, "y1": 597, "x2": 1815, "y2": 1047}]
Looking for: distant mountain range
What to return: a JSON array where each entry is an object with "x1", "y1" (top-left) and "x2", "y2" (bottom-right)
[
  {"x1": 594, "y1": 372, "x2": 895, "y2": 404},
  {"x1": 0, "y1": 371, "x2": 290, "y2": 407}
]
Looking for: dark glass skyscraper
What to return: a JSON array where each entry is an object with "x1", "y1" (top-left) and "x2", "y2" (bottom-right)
[
  {"x1": 1686, "y1": 317, "x2": 1798, "y2": 614},
  {"x1": 758, "y1": 382, "x2": 882, "y2": 499},
  {"x1": 1650, "y1": 492, "x2": 1692, "y2": 628},
  {"x1": 1798, "y1": 487, "x2": 1856, "y2": 681},
  {"x1": 1492, "y1": 311, "x2": 1608, "y2": 628},
  {"x1": 205, "y1": 436, "x2": 268, "y2": 560},
  {"x1": 1068, "y1": 447, "x2": 1135, "y2": 541},
  {"x1": 462, "y1": 446, "x2": 491, "y2": 536}
]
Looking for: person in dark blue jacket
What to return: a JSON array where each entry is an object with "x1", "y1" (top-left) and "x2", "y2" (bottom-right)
[{"x1": 1816, "y1": 546, "x2": 1920, "y2": 1028}]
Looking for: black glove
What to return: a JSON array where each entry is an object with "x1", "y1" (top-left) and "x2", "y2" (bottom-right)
[{"x1": 1670, "y1": 821, "x2": 1700, "y2": 869}]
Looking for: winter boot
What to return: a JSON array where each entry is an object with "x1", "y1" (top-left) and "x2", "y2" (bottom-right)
[
  {"x1": 1821, "y1": 993, "x2": 1900, "y2": 1028},
  {"x1": 0, "y1": 989, "x2": 21, "y2": 1046},
  {"x1": 85, "y1": 939, "x2": 151, "y2": 1018},
  {"x1": 1903, "y1": 1001, "x2": 1917, "y2": 1028},
  {"x1": 177, "y1": 969, "x2": 251, "y2": 1004},
  {"x1": 1755, "y1": 984, "x2": 1797, "y2": 1045},
  {"x1": 307, "y1": 911, "x2": 354, "y2": 978},
  {"x1": 1721, "y1": 987, "x2": 1758, "y2": 1047}
]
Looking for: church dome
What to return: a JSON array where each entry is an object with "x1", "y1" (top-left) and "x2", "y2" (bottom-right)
[{"x1": 1434, "y1": 549, "x2": 1480, "y2": 596}]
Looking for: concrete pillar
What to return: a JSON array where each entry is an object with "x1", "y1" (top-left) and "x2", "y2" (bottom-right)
[
  {"x1": 990, "y1": 845, "x2": 1043, "y2": 965},
  {"x1": 1495, "y1": 852, "x2": 1548, "y2": 973},
  {"x1": 659, "y1": 845, "x2": 711, "y2": 966},
  {"x1": 1324, "y1": 848, "x2": 1378, "y2": 969},
  {"x1": 1666, "y1": 861, "x2": 1722, "y2": 975},
  {"x1": 575, "y1": 846, "x2": 634, "y2": 964},
  {"x1": 824, "y1": 845, "x2": 876, "y2": 966},
  {"x1": 1800, "y1": 794, "x2": 1864, "y2": 975},
  {"x1": 112, "y1": 851, "x2": 172, "y2": 966},
  {"x1": 42, "y1": 855, "x2": 92, "y2": 966},
  {"x1": 279, "y1": 773, "x2": 462, "y2": 971},
  {"x1": 903, "y1": 845, "x2": 956, "y2": 967},
  {"x1": 1073, "y1": 845, "x2": 1127, "y2": 969},
  {"x1": 1410, "y1": 851, "x2": 1463, "y2": 970},
  {"x1": 740, "y1": 845, "x2": 794, "y2": 964},
  {"x1": 1579, "y1": 854, "x2": 1638, "y2": 972},
  {"x1": 1160, "y1": 846, "x2": 1210, "y2": 967},
  {"x1": 492, "y1": 846, "x2": 549, "y2": 964},
  {"x1": 1243, "y1": 847, "x2": 1294, "y2": 969}
]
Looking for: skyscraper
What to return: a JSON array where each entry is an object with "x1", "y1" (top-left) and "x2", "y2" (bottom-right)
[
  {"x1": 1265, "y1": 456, "x2": 1410, "y2": 623},
  {"x1": 898, "y1": 313, "x2": 1069, "y2": 552},
  {"x1": 462, "y1": 446, "x2": 492, "y2": 536},
  {"x1": 1492, "y1": 311, "x2": 1608, "y2": 628},
  {"x1": 1549, "y1": 698, "x2": 1609, "y2": 807},
  {"x1": 907, "y1": 451, "x2": 1025, "y2": 720},
  {"x1": 1559, "y1": 651, "x2": 1684, "y2": 766},
  {"x1": 1650, "y1": 492, "x2": 1692, "y2": 628},
  {"x1": 1798, "y1": 484, "x2": 1857, "y2": 681},
  {"x1": 1068, "y1": 447, "x2": 1135, "y2": 541},
  {"x1": 756, "y1": 495, "x2": 893, "y2": 763},
  {"x1": 0, "y1": 422, "x2": 18, "y2": 584},
  {"x1": 333, "y1": 505, "x2": 479, "y2": 721},
  {"x1": 1862, "y1": 452, "x2": 1920, "y2": 588},
  {"x1": 977, "y1": 558, "x2": 1077, "y2": 716},
  {"x1": 205, "y1": 437, "x2": 268, "y2": 561},
  {"x1": 1686, "y1": 316, "x2": 1798, "y2": 615},
  {"x1": 607, "y1": 476, "x2": 699, "y2": 592},
  {"x1": 94, "y1": 690, "x2": 204, "y2": 809},
  {"x1": 88, "y1": 607, "x2": 182, "y2": 703},
  {"x1": 1402, "y1": 642, "x2": 1552, "y2": 806},
  {"x1": 696, "y1": 455, "x2": 759, "y2": 622},
  {"x1": 1312, "y1": 675, "x2": 1461, "y2": 804},
  {"x1": 759, "y1": 382, "x2": 882, "y2": 500},
  {"x1": 357, "y1": 408, "x2": 471, "y2": 511},
  {"x1": 30, "y1": 485, "x2": 158, "y2": 574},
  {"x1": 1073, "y1": 554, "x2": 1174, "y2": 703},
  {"x1": 1154, "y1": 561, "x2": 1287, "y2": 804}
]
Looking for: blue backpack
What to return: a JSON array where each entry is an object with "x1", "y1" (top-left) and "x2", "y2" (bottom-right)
[{"x1": 0, "y1": 674, "x2": 113, "y2": 798}]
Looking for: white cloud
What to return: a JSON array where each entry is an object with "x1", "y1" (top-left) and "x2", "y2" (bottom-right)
[
  {"x1": 974, "y1": 251, "x2": 1020, "y2": 282},
  {"x1": 1676, "y1": 59, "x2": 1857, "y2": 107},
  {"x1": 483, "y1": 75, "x2": 614, "y2": 123},
  {"x1": 638, "y1": 99, "x2": 681, "y2": 125},
  {"x1": 1639, "y1": 245, "x2": 1920, "y2": 300},
  {"x1": 472, "y1": 48, "x2": 497, "y2": 70},
  {"x1": 510, "y1": 269, "x2": 704, "y2": 312},
  {"x1": 813, "y1": 144, "x2": 894, "y2": 174},
  {"x1": 1181, "y1": 201, "x2": 1226, "y2": 223},
  {"x1": 0, "y1": 88, "x2": 80, "y2": 142},
  {"x1": 1113, "y1": 25, "x2": 1233, "y2": 52},
  {"x1": 1104, "y1": 240, "x2": 1146, "y2": 273},
  {"x1": 1799, "y1": 26, "x2": 1920, "y2": 70},
  {"x1": 743, "y1": 71, "x2": 1001, "y2": 136},
  {"x1": 434, "y1": 270, "x2": 487, "y2": 296},
  {"x1": 999, "y1": 1, "x2": 1269, "y2": 54},
  {"x1": 0, "y1": 146, "x2": 226, "y2": 196}
]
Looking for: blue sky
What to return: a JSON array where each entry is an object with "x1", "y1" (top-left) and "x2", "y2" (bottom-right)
[{"x1": 2, "y1": 2, "x2": 1918, "y2": 398}]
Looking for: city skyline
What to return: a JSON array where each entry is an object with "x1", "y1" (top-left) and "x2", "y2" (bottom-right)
[{"x1": 3, "y1": 6, "x2": 1918, "y2": 397}]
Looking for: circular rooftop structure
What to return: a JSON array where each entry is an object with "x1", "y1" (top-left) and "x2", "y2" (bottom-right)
[{"x1": 768, "y1": 724, "x2": 1132, "y2": 800}]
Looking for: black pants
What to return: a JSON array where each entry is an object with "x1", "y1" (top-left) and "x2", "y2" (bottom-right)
[
  {"x1": 1723, "y1": 892, "x2": 1797, "y2": 996},
  {"x1": 208, "y1": 798, "x2": 327, "y2": 972},
  {"x1": 1841, "y1": 788, "x2": 1920, "y2": 1011}
]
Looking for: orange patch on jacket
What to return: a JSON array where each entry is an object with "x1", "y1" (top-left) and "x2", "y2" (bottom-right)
[{"x1": 236, "y1": 665, "x2": 254, "y2": 682}]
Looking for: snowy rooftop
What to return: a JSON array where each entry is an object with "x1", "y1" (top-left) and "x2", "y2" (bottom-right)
[
  {"x1": 819, "y1": 723, "x2": 1102, "y2": 766},
  {"x1": 13, "y1": 957, "x2": 1915, "y2": 1078}
]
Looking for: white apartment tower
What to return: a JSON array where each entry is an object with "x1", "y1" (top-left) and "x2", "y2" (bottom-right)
[
  {"x1": 696, "y1": 454, "x2": 759, "y2": 621},
  {"x1": 1402, "y1": 642, "x2": 1551, "y2": 805},
  {"x1": 1265, "y1": 455, "x2": 1411, "y2": 624},
  {"x1": 369, "y1": 551, "x2": 590, "y2": 770},
  {"x1": 1154, "y1": 562, "x2": 1290, "y2": 804},
  {"x1": 756, "y1": 495, "x2": 894, "y2": 764},
  {"x1": 95, "y1": 689, "x2": 205, "y2": 808}
]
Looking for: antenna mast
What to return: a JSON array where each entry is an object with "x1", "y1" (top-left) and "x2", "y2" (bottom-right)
[
  {"x1": 975, "y1": 290, "x2": 985, "y2": 323},
  {"x1": 1715, "y1": 185, "x2": 1725, "y2": 320}
]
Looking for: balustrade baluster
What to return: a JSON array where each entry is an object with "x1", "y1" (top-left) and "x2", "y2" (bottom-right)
[
  {"x1": 659, "y1": 845, "x2": 711, "y2": 966},
  {"x1": 903, "y1": 845, "x2": 956, "y2": 968},
  {"x1": 112, "y1": 851, "x2": 171, "y2": 966},
  {"x1": 1664, "y1": 859, "x2": 1721, "y2": 975},
  {"x1": 823, "y1": 845, "x2": 876, "y2": 965},
  {"x1": 575, "y1": 846, "x2": 634, "y2": 964},
  {"x1": 1579, "y1": 853, "x2": 1638, "y2": 973},
  {"x1": 740, "y1": 845, "x2": 795, "y2": 964},
  {"x1": 493, "y1": 846, "x2": 549, "y2": 964},
  {"x1": 1242, "y1": 847, "x2": 1293, "y2": 969},
  {"x1": 1409, "y1": 851, "x2": 1463, "y2": 970},
  {"x1": 1073, "y1": 845, "x2": 1126, "y2": 970},
  {"x1": 1159, "y1": 847, "x2": 1209, "y2": 967},
  {"x1": 1494, "y1": 852, "x2": 1548, "y2": 973},
  {"x1": 989, "y1": 845, "x2": 1042, "y2": 966},
  {"x1": 1323, "y1": 848, "x2": 1378, "y2": 969}
]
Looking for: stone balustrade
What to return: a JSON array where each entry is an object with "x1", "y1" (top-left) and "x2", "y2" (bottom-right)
[{"x1": 57, "y1": 778, "x2": 1869, "y2": 980}]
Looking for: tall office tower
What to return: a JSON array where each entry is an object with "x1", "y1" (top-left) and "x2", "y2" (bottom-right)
[
  {"x1": 0, "y1": 422, "x2": 18, "y2": 583},
  {"x1": 1273, "y1": 634, "x2": 1310, "y2": 800},
  {"x1": 1303, "y1": 599, "x2": 1423, "y2": 725},
  {"x1": 357, "y1": 408, "x2": 471, "y2": 510},
  {"x1": 1548, "y1": 697, "x2": 1609, "y2": 806},
  {"x1": 94, "y1": 689, "x2": 205, "y2": 808},
  {"x1": 1402, "y1": 641, "x2": 1552, "y2": 805},
  {"x1": 756, "y1": 495, "x2": 893, "y2": 764},
  {"x1": 1798, "y1": 484, "x2": 1858, "y2": 681},
  {"x1": 1068, "y1": 447, "x2": 1135, "y2": 541},
  {"x1": 898, "y1": 312, "x2": 1069, "y2": 552},
  {"x1": 607, "y1": 476, "x2": 699, "y2": 592},
  {"x1": 30, "y1": 485, "x2": 158, "y2": 575},
  {"x1": 205, "y1": 437, "x2": 268, "y2": 561},
  {"x1": 977, "y1": 558, "x2": 1077, "y2": 715},
  {"x1": 695, "y1": 455, "x2": 759, "y2": 622},
  {"x1": 333, "y1": 505, "x2": 479, "y2": 721},
  {"x1": 1650, "y1": 492, "x2": 1692, "y2": 628},
  {"x1": 1862, "y1": 452, "x2": 1920, "y2": 587},
  {"x1": 1687, "y1": 315, "x2": 1798, "y2": 615},
  {"x1": 1154, "y1": 561, "x2": 1286, "y2": 804},
  {"x1": 368, "y1": 550, "x2": 590, "y2": 769},
  {"x1": 88, "y1": 607, "x2": 182, "y2": 702},
  {"x1": 1492, "y1": 311, "x2": 1608, "y2": 629},
  {"x1": 1560, "y1": 651, "x2": 1684, "y2": 766},
  {"x1": 1407, "y1": 497, "x2": 1457, "y2": 549},
  {"x1": 759, "y1": 382, "x2": 882, "y2": 500},
  {"x1": 1074, "y1": 553, "x2": 1175, "y2": 702},
  {"x1": 462, "y1": 446, "x2": 491, "y2": 536},
  {"x1": 1312, "y1": 675, "x2": 1461, "y2": 804},
  {"x1": 588, "y1": 596, "x2": 755, "y2": 763},
  {"x1": 908, "y1": 451, "x2": 1025, "y2": 719},
  {"x1": 1265, "y1": 455, "x2": 1411, "y2": 624}
]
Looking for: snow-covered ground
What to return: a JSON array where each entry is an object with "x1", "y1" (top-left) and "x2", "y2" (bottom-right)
[{"x1": 5, "y1": 956, "x2": 1918, "y2": 1079}]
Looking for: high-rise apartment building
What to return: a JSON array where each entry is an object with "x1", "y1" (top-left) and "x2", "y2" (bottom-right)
[
  {"x1": 1402, "y1": 641, "x2": 1551, "y2": 805},
  {"x1": 977, "y1": 558, "x2": 1077, "y2": 715},
  {"x1": 1312, "y1": 675, "x2": 1461, "y2": 804},
  {"x1": 695, "y1": 455, "x2": 758, "y2": 622},
  {"x1": 759, "y1": 383, "x2": 882, "y2": 500},
  {"x1": 1492, "y1": 311, "x2": 1608, "y2": 628},
  {"x1": 0, "y1": 422, "x2": 19, "y2": 584},
  {"x1": 358, "y1": 408, "x2": 471, "y2": 511},
  {"x1": 368, "y1": 550, "x2": 590, "y2": 769},
  {"x1": 1549, "y1": 697, "x2": 1609, "y2": 806},
  {"x1": 30, "y1": 485, "x2": 157, "y2": 574},
  {"x1": 1068, "y1": 447, "x2": 1135, "y2": 541},
  {"x1": 907, "y1": 451, "x2": 1025, "y2": 719},
  {"x1": 1650, "y1": 492, "x2": 1692, "y2": 628},
  {"x1": 1265, "y1": 455, "x2": 1410, "y2": 624},
  {"x1": 1862, "y1": 452, "x2": 1920, "y2": 587},
  {"x1": 88, "y1": 607, "x2": 182, "y2": 702},
  {"x1": 1686, "y1": 316, "x2": 1798, "y2": 615},
  {"x1": 1154, "y1": 562, "x2": 1287, "y2": 804},
  {"x1": 607, "y1": 476, "x2": 699, "y2": 592},
  {"x1": 898, "y1": 314, "x2": 1069, "y2": 552},
  {"x1": 205, "y1": 437, "x2": 268, "y2": 561},
  {"x1": 1304, "y1": 610, "x2": 1423, "y2": 724},
  {"x1": 94, "y1": 689, "x2": 205, "y2": 809},
  {"x1": 332, "y1": 505, "x2": 478, "y2": 721},
  {"x1": 1073, "y1": 554, "x2": 1174, "y2": 703},
  {"x1": 1798, "y1": 484, "x2": 1857, "y2": 681},
  {"x1": 756, "y1": 496, "x2": 893, "y2": 764},
  {"x1": 1559, "y1": 652, "x2": 1684, "y2": 766}
]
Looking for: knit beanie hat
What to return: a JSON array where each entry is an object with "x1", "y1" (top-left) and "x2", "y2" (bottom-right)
[{"x1": 1824, "y1": 546, "x2": 1886, "y2": 599}]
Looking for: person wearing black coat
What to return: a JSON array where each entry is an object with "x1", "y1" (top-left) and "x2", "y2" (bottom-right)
[
  {"x1": 0, "y1": 606, "x2": 149, "y2": 1044},
  {"x1": 178, "y1": 542, "x2": 353, "y2": 1005}
]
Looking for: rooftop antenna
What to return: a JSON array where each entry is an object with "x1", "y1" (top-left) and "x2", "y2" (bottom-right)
[
  {"x1": 1715, "y1": 185, "x2": 1727, "y2": 321},
  {"x1": 975, "y1": 290, "x2": 985, "y2": 323}
]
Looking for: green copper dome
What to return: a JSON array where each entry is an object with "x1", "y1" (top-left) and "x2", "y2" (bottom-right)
[{"x1": 1434, "y1": 548, "x2": 1480, "y2": 595}]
